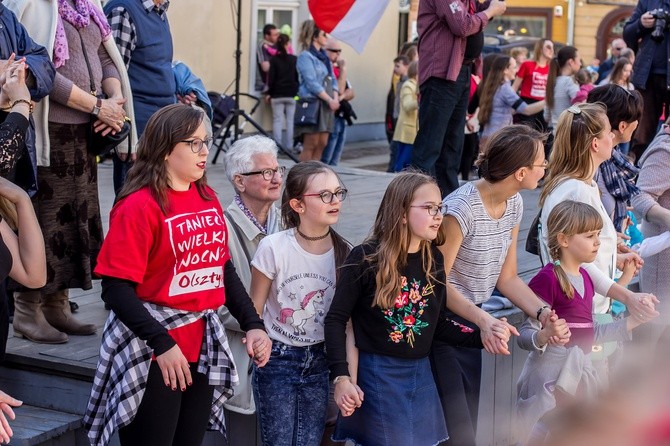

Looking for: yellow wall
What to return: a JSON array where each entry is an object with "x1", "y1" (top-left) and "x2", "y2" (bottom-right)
[
  {"x1": 501, "y1": 1, "x2": 629, "y2": 65},
  {"x1": 502, "y1": 0, "x2": 569, "y2": 44}
]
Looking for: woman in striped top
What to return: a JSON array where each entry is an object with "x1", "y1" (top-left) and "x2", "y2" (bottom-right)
[{"x1": 432, "y1": 125, "x2": 569, "y2": 445}]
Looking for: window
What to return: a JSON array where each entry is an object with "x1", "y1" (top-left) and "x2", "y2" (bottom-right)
[
  {"x1": 486, "y1": 15, "x2": 548, "y2": 39},
  {"x1": 250, "y1": 1, "x2": 300, "y2": 93}
]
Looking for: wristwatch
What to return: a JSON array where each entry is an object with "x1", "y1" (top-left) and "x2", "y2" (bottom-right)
[{"x1": 91, "y1": 97, "x2": 102, "y2": 117}]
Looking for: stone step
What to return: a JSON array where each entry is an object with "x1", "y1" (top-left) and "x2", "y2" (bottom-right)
[{"x1": 9, "y1": 404, "x2": 82, "y2": 446}]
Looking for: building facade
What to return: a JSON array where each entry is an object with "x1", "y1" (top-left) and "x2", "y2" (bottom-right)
[{"x1": 164, "y1": 0, "x2": 400, "y2": 142}]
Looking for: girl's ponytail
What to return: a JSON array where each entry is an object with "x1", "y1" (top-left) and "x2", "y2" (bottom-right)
[
  {"x1": 551, "y1": 259, "x2": 576, "y2": 300},
  {"x1": 545, "y1": 56, "x2": 560, "y2": 109}
]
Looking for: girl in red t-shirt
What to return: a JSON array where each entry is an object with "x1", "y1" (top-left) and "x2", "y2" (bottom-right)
[
  {"x1": 89, "y1": 104, "x2": 270, "y2": 445},
  {"x1": 513, "y1": 39, "x2": 554, "y2": 134}
]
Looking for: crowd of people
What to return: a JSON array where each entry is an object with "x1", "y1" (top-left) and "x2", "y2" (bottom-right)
[{"x1": 0, "y1": 0, "x2": 668, "y2": 445}]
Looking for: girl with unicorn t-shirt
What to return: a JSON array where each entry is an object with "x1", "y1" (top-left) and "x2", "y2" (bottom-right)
[{"x1": 250, "y1": 161, "x2": 358, "y2": 445}]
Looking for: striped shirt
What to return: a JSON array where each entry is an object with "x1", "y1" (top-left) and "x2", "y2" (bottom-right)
[{"x1": 443, "y1": 182, "x2": 523, "y2": 305}]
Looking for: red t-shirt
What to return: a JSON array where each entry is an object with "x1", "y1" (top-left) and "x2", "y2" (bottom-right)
[
  {"x1": 95, "y1": 185, "x2": 230, "y2": 361},
  {"x1": 517, "y1": 61, "x2": 549, "y2": 101}
]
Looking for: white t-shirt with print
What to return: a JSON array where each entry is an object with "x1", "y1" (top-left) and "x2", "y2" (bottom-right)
[{"x1": 251, "y1": 229, "x2": 336, "y2": 347}]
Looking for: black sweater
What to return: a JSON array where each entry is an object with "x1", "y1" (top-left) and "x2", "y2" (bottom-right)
[
  {"x1": 101, "y1": 259, "x2": 265, "y2": 356},
  {"x1": 324, "y1": 243, "x2": 483, "y2": 379},
  {"x1": 267, "y1": 54, "x2": 299, "y2": 98}
]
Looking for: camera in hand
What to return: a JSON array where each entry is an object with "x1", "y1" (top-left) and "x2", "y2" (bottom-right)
[{"x1": 650, "y1": 9, "x2": 670, "y2": 42}]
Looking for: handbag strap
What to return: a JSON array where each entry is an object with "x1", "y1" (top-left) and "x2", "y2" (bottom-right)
[{"x1": 76, "y1": 29, "x2": 97, "y2": 96}]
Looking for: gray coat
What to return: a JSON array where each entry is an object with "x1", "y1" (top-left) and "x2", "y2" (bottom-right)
[{"x1": 632, "y1": 127, "x2": 670, "y2": 316}]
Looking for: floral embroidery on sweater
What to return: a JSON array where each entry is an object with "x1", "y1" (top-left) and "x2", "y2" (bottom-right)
[{"x1": 382, "y1": 276, "x2": 431, "y2": 347}]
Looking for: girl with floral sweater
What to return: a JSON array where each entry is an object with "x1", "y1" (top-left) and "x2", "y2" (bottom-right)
[{"x1": 324, "y1": 172, "x2": 501, "y2": 446}]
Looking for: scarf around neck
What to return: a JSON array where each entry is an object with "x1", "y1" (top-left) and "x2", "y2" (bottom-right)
[
  {"x1": 598, "y1": 148, "x2": 639, "y2": 232},
  {"x1": 309, "y1": 44, "x2": 332, "y2": 74},
  {"x1": 53, "y1": 0, "x2": 112, "y2": 69}
]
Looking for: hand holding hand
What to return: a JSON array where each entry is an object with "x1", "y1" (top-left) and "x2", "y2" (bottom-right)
[
  {"x1": 616, "y1": 251, "x2": 643, "y2": 274},
  {"x1": 334, "y1": 377, "x2": 363, "y2": 416},
  {"x1": 243, "y1": 329, "x2": 271, "y2": 367},
  {"x1": 627, "y1": 292, "x2": 660, "y2": 322},
  {"x1": 542, "y1": 310, "x2": 571, "y2": 346},
  {"x1": 1, "y1": 56, "x2": 29, "y2": 104},
  {"x1": 480, "y1": 314, "x2": 518, "y2": 355},
  {"x1": 156, "y1": 344, "x2": 192, "y2": 391}
]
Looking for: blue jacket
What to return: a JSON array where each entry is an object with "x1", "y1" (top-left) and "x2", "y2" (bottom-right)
[
  {"x1": 0, "y1": 4, "x2": 55, "y2": 194},
  {"x1": 297, "y1": 50, "x2": 338, "y2": 99},
  {"x1": 623, "y1": 0, "x2": 670, "y2": 89},
  {"x1": 172, "y1": 61, "x2": 212, "y2": 119}
]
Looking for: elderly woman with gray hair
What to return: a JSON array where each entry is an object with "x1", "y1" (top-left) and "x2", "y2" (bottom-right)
[{"x1": 219, "y1": 134, "x2": 284, "y2": 417}]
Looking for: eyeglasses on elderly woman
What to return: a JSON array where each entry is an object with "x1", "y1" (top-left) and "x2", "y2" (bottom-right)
[{"x1": 239, "y1": 166, "x2": 286, "y2": 181}]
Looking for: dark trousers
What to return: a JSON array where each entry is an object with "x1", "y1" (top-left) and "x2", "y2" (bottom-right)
[
  {"x1": 119, "y1": 362, "x2": 214, "y2": 446},
  {"x1": 112, "y1": 154, "x2": 133, "y2": 196},
  {"x1": 460, "y1": 132, "x2": 479, "y2": 181},
  {"x1": 430, "y1": 326, "x2": 482, "y2": 446},
  {"x1": 632, "y1": 74, "x2": 670, "y2": 161},
  {"x1": 411, "y1": 67, "x2": 471, "y2": 197}
]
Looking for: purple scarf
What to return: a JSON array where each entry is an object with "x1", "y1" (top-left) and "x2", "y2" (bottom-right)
[{"x1": 53, "y1": 0, "x2": 112, "y2": 69}]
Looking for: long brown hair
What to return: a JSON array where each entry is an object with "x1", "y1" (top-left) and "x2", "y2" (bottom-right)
[
  {"x1": 478, "y1": 55, "x2": 511, "y2": 126},
  {"x1": 0, "y1": 197, "x2": 17, "y2": 230},
  {"x1": 609, "y1": 58, "x2": 632, "y2": 87},
  {"x1": 540, "y1": 102, "x2": 608, "y2": 206},
  {"x1": 546, "y1": 201, "x2": 603, "y2": 299},
  {"x1": 298, "y1": 20, "x2": 322, "y2": 51},
  {"x1": 365, "y1": 171, "x2": 445, "y2": 309},
  {"x1": 116, "y1": 104, "x2": 214, "y2": 215},
  {"x1": 545, "y1": 46, "x2": 578, "y2": 109},
  {"x1": 281, "y1": 161, "x2": 350, "y2": 275},
  {"x1": 533, "y1": 38, "x2": 553, "y2": 63}
]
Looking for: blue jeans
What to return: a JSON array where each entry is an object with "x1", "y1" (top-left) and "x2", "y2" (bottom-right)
[
  {"x1": 321, "y1": 116, "x2": 347, "y2": 166},
  {"x1": 393, "y1": 142, "x2": 413, "y2": 172},
  {"x1": 253, "y1": 340, "x2": 329, "y2": 446},
  {"x1": 411, "y1": 68, "x2": 471, "y2": 197}
]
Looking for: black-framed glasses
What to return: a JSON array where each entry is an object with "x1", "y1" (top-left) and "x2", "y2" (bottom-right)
[
  {"x1": 410, "y1": 204, "x2": 447, "y2": 216},
  {"x1": 302, "y1": 188, "x2": 348, "y2": 204},
  {"x1": 239, "y1": 166, "x2": 286, "y2": 181},
  {"x1": 326, "y1": 48, "x2": 342, "y2": 54},
  {"x1": 180, "y1": 137, "x2": 213, "y2": 153}
]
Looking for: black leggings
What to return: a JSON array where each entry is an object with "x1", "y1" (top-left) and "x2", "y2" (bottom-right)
[{"x1": 119, "y1": 362, "x2": 214, "y2": 446}]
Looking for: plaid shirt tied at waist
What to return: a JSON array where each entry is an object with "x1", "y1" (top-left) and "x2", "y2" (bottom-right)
[{"x1": 84, "y1": 302, "x2": 238, "y2": 446}]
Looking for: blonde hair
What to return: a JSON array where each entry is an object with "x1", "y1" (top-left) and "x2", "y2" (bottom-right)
[
  {"x1": 298, "y1": 20, "x2": 321, "y2": 51},
  {"x1": 0, "y1": 197, "x2": 17, "y2": 230},
  {"x1": 546, "y1": 201, "x2": 603, "y2": 299},
  {"x1": 364, "y1": 171, "x2": 445, "y2": 309},
  {"x1": 540, "y1": 102, "x2": 609, "y2": 206}
]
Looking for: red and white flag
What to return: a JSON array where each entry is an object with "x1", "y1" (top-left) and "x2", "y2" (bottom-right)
[{"x1": 308, "y1": 0, "x2": 391, "y2": 53}]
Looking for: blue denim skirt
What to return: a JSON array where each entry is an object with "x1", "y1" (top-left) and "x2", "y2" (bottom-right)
[{"x1": 333, "y1": 352, "x2": 448, "y2": 446}]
